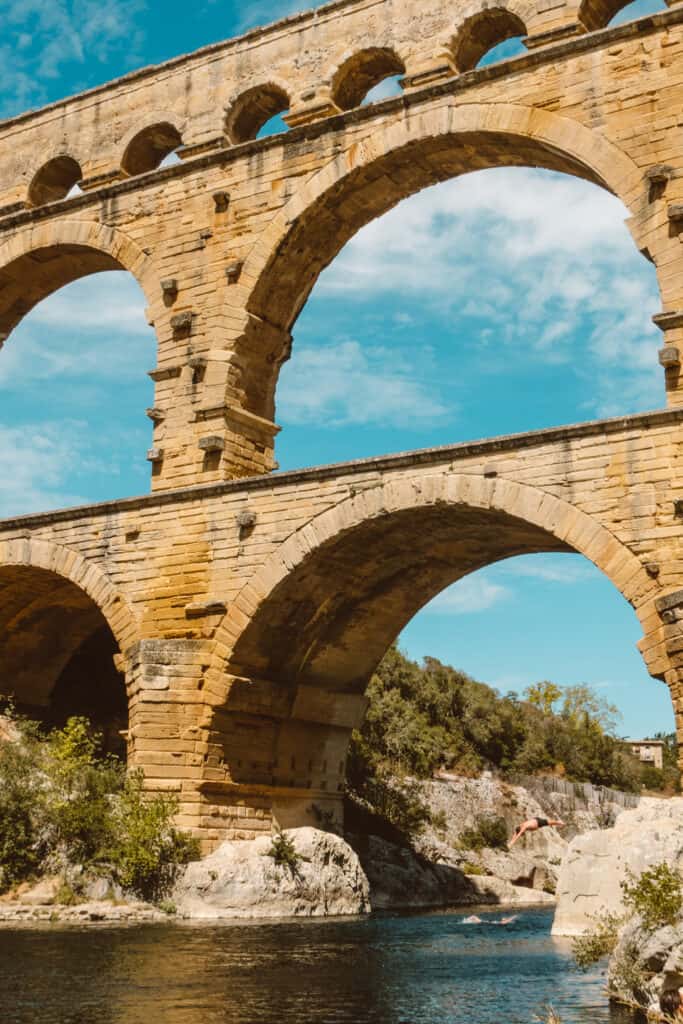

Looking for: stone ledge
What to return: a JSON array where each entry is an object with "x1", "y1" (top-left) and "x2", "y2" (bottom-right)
[{"x1": 0, "y1": 406, "x2": 682, "y2": 533}]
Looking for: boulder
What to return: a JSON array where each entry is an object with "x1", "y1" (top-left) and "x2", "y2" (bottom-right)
[
  {"x1": 552, "y1": 798, "x2": 683, "y2": 936},
  {"x1": 173, "y1": 827, "x2": 370, "y2": 920}
]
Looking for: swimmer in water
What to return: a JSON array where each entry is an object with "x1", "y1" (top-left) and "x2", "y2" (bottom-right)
[{"x1": 463, "y1": 914, "x2": 518, "y2": 925}]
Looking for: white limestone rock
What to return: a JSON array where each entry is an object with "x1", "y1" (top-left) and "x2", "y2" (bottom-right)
[
  {"x1": 174, "y1": 827, "x2": 371, "y2": 919},
  {"x1": 552, "y1": 798, "x2": 683, "y2": 936}
]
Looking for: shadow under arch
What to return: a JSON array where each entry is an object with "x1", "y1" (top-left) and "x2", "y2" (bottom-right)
[
  {"x1": 233, "y1": 102, "x2": 646, "y2": 421},
  {"x1": 0, "y1": 220, "x2": 155, "y2": 340},
  {"x1": 0, "y1": 538, "x2": 139, "y2": 754},
  {"x1": 208, "y1": 474, "x2": 660, "y2": 705}
]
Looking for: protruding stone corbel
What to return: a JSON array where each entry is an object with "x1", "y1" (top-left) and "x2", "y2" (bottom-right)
[
  {"x1": 148, "y1": 365, "x2": 182, "y2": 382},
  {"x1": 171, "y1": 311, "x2": 193, "y2": 337},
  {"x1": 225, "y1": 260, "x2": 243, "y2": 284},
  {"x1": 646, "y1": 165, "x2": 674, "y2": 186},
  {"x1": 198, "y1": 435, "x2": 225, "y2": 452},
  {"x1": 199, "y1": 228, "x2": 213, "y2": 248},
  {"x1": 144, "y1": 307, "x2": 155, "y2": 327},
  {"x1": 188, "y1": 355, "x2": 207, "y2": 384},
  {"x1": 145, "y1": 407, "x2": 165, "y2": 423},
  {"x1": 283, "y1": 89, "x2": 343, "y2": 128},
  {"x1": 161, "y1": 278, "x2": 178, "y2": 300},
  {"x1": 674, "y1": 500, "x2": 683, "y2": 518},
  {"x1": 146, "y1": 447, "x2": 164, "y2": 463},
  {"x1": 236, "y1": 510, "x2": 257, "y2": 538},
  {"x1": 645, "y1": 562, "x2": 661, "y2": 578},
  {"x1": 185, "y1": 599, "x2": 227, "y2": 619},
  {"x1": 483, "y1": 463, "x2": 500, "y2": 478},
  {"x1": 213, "y1": 191, "x2": 230, "y2": 213},
  {"x1": 659, "y1": 346, "x2": 680, "y2": 368},
  {"x1": 653, "y1": 311, "x2": 683, "y2": 332},
  {"x1": 667, "y1": 204, "x2": 683, "y2": 224},
  {"x1": 0, "y1": 332, "x2": 7, "y2": 351}
]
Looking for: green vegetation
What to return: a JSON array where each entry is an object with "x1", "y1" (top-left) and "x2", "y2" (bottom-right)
[
  {"x1": 0, "y1": 711, "x2": 199, "y2": 902},
  {"x1": 266, "y1": 831, "x2": 302, "y2": 871},
  {"x1": 572, "y1": 911, "x2": 624, "y2": 968},
  {"x1": 621, "y1": 863, "x2": 683, "y2": 931},
  {"x1": 459, "y1": 816, "x2": 508, "y2": 851},
  {"x1": 347, "y1": 646, "x2": 648, "y2": 838}
]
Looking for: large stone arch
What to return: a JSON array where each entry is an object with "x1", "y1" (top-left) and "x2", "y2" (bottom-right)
[
  {"x1": 207, "y1": 473, "x2": 660, "y2": 705},
  {"x1": 0, "y1": 219, "x2": 155, "y2": 340},
  {"x1": 0, "y1": 538, "x2": 140, "y2": 753},
  {"x1": 229, "y1": 101, "x2": 646, "y2": 421},
  {"x1": 0, "y1": 536, "x2": 139, "y2": 661}
]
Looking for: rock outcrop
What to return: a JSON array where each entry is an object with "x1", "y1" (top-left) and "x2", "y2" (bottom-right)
[
  {"x1": 174, "y1": 827, "x2": 370, "y2": 919},
  {"x1": 552, "y1": 798, "x2": 683, "y2": 936}
]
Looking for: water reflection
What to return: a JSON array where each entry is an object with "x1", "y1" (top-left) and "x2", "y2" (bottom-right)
[{"x1": 1, "y1": 908, "x2": 641, "y2": 1024}]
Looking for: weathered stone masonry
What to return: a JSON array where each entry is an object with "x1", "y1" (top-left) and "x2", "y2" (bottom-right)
[{"x1": 3, "y1": 0, "x2": 683, "y2": 845}]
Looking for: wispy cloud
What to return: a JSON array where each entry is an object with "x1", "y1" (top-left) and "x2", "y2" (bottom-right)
[
  {"x1": 0, "y1": 0, "x2": 147, "y2": 117},
  {"x1": 425, "y1": 576, "x2": 511, "y2": 615},
  {"x1": 278, "y1": 338, "x2": 450, "y2": 427},
  {"x1": 314, "y1": 168, "x2": 662, "y2": 418}
]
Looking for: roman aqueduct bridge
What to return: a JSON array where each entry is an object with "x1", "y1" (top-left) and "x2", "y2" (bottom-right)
[{"x1": 2, "y1": 0, "x2": 683, "y2": 843}]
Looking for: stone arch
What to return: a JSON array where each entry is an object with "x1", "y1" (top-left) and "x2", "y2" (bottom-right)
[
  {"x1": 27, "y1": 154, "x2": 83, "y2": 207},
  {"x1": 0, "y1": 537, "x2": 138, "y2": 655},
  {"x1": 231, "y1": 102, "x2": 644, "y2": 420},
  {"x1": 0, "y1": 219, "x2": 156, "y2": 340},
  {"x1": 0, "y1": 538, "x2": 139, "y2": 752},
  {"x1": 330, "y1": 47, "x2": 406, "y2": 110},
  {"x1": 451, "y1": 8, "x2": 528, "y2": 71},
  {"x1": 224, "y1": 82, "x2": 291, "y2": 144},
  {"x1": 119, "y1": 112, "x2": 187, "y2": 176},
  {"x1": 207, "y1": 473, "x2": 659, "y2": 706},
  {"x1": 578, "y1": 0, "x2": 627, "y2": 29}
]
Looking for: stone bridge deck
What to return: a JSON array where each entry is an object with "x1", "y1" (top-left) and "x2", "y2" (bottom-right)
[{"x1": 2, "y1": 408, "x2": 683, "y2": 845}]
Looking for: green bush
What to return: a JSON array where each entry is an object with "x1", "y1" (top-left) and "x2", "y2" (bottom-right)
[
  {"x1": 266, "y1": 831, "x2": 301, "y2": 871},
  {"x1": 621, "y1": 862, "x2": 683, "y2": 931},
  {"x1": 104, "y1": 770, "x2": 199, "y2": 902},
  {"x1": 0, "y1": 713, "x2": 199, "y2": 904},
  {"x1": 461, "y1": 861, "x2": 485, "y2": 876},
  {"x1": 460, "y1": 816, "x2": 509, "y2": 851},
  {"x1": 572, "y1": 911, "x2": 623, "y2": 969}
]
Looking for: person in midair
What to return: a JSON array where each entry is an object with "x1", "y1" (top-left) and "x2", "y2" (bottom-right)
[{"x1": 508, "y1": 815, "x2": 565, "y2": 848}]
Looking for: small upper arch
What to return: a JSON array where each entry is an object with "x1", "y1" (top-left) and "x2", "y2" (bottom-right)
[
  {"x1": 330, "y1": 47, "x2": 406, "y2": 110},
  {"x1": 451, "y1": 7, "x2": 529, "y2": 72},
  {"x1": 578, "y1": 0, "x2": 665, "y2": 30},
  {"x1": 224, "y1": 82, "x2": 291, "y2": 144},
  {"x1": 27, "y1": 154, "x2": 83, "y2": 207},
  {"x1": 120, "y1": 113, "x2": 186, "y2": 176}
]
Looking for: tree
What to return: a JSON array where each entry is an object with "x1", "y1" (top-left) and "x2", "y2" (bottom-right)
[{"x1": 525, "y1": 681, "x2": 562, "y2": 716}]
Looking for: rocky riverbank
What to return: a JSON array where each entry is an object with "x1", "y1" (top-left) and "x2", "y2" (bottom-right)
[{"x1": 0, "y1": 772, "x2": 640, "y2": 924}]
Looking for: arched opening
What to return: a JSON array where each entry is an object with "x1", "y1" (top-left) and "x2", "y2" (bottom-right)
[
  {"x1": 28, "y1": 156, "x2": 83, "y2": 206},
  {"x1": 331, "y1": 48, "x2": 406, "y2": 110},
  {"x1": 210, "y1": 481, "x2": 672, "y2": 801},
  {"x1": 0, "y1": 238, "x2": 155, "y2": 514},
  {"x1": 605, "y1": 0, "x2": 667, "y2": 26},
  {"x1": 121, "y1": 122, "x2": 184, "y2": 176},
  {"x1": 0, "y1": 565, "x2": 128, "y2": 756},
  {"x1": 451, "y1": 10, "x2": 528, "y2": 73},
  {"x1": 225, "y1": 84, "x2": 291, "y2": 144},
  {"x1": 581, "y1": 0, "x2": 666, "y2": 30}
]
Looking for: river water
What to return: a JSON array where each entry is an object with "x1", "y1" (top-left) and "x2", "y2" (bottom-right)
[{"x1": 1, "y1": 906, "x2": 641, "y2": 1024}]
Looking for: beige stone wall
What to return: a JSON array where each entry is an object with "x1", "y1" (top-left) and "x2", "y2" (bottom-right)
[
  {"x1": 3, "y1": 0, "x2": 683, "y2": 846},
  {"x1": 1, "y1": 8, "x2": 683, "y2": 488},
  {"x1": 2, "y1": 411, "x2": 683, "y2": 847}
]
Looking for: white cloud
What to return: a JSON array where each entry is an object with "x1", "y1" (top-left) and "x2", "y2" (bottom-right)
[
  {"x1": 278, "y1": 338, "x2": 450, "y2": 427},
  {"x1": 0, "y1": 272, "x2": 153, "y2": 389},
  {"x1": 0, "y1": 0, "x2": 147, "y2": 117},
  {"x1": 312, "y1": 167, "x2": 662, "y2": 418},
  {"x1": 425, "y1": 575, "x2": 511, "y2": 615},
  {"x1": 497, "y1": 555, "x2": 596, "y2": 585}
]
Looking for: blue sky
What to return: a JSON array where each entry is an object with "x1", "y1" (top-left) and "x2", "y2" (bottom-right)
[{"x1": 0, "y1": 0, "x2": 675, "y2": 738}]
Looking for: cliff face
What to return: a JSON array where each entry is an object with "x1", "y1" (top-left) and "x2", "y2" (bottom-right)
[{"x1": 552, "y1": 799, "x2": 683, "y2": 937}]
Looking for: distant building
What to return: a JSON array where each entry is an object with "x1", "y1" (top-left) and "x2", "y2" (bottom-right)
[{"x1": 628, "y1": 739, "x2": 664, "y2": 770}]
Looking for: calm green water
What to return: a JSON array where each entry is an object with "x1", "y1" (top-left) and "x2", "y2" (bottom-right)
[{"x1": 0, "y1": 907, "x2": 640, "y2": 1024}]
